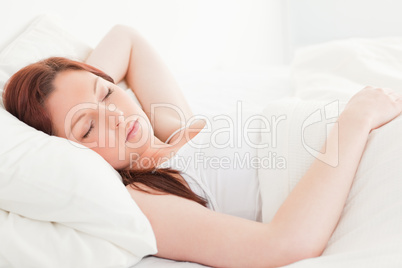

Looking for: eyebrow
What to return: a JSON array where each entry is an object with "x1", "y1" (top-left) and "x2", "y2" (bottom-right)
[{"x1": 70, "y1": 76, "x2": 99, "y2": 132}]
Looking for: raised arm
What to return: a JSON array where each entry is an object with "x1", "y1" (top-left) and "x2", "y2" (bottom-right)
[
  {"x1": 126, "y1": 87, "x2": 402, "y2": 267},
  {"x1": 85, "y1": 25, "x2": 193, "y2": 142}
]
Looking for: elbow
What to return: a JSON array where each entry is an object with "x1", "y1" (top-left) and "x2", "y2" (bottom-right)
[
  {"x1": 269, "y1": 235, "x2": 325, "y2": 267},
  {"x1": 282, "y1": 241, "x2": 324, "y2": 266},
  {"x1": 109, "y1": 24, "x2": 138, "y2": 37},
  {"x1": 289, "y1": 246, "x2": 323, "y2": 263},
  {"x1": 260, "y1": 223, "x2": 327, "y2": 267},
  {"x1": 270, "y1": 247, "x2": 321, "y2": 267}
]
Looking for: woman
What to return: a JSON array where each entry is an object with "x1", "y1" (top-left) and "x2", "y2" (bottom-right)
[{"x1": 3, "y1": 25, "x2": 402, "y2": 268}]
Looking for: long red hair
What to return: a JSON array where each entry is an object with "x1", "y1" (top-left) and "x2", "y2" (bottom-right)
[{"x1": 3, "y1": 57, "x2": 207, "y2": 207}]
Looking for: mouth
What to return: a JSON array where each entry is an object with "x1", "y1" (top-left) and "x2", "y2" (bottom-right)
[{"x1": 126, "y1": 119, "x2": 139, "y2": 142}]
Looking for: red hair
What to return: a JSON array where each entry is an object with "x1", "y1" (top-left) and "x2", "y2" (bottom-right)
[
  {"x1": 4, "y1": 57, "x2": 113, "y2": 135},
  {"x1": 3, "y1": 57, "x2": 207, "y2": 207}
]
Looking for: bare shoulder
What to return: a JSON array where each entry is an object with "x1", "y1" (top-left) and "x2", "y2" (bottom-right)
[{"x1": 125, "y1": 182, "x2": 206, "y2": 220}]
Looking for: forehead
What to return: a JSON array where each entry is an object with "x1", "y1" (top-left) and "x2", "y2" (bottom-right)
[
  {"x1": 53, "y1": 70, "x2": 96, "y2": 94},
  {"x1": 45, "y1": 70, "x2": 98, "y2": 137}
]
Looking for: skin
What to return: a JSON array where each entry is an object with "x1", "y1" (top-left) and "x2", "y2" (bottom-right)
[{"x1": 45, "y1": 25, "x2": 402, "y2": 267}]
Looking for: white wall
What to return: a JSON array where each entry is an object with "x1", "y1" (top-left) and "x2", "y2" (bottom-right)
[
  {"x1": 0, "y1": 0, "x2": 288, "y2": 73},
  {"x1": 3, "y1": 0, "x2": 402, "y2": 70},
  {"x1": 286, "y1": 0, "x2": 402, "y2": 52}
]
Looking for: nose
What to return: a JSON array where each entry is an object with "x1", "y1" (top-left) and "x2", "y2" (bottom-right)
[{"x1": 99, "y1": 103, "x2": 124, "y2": 129}]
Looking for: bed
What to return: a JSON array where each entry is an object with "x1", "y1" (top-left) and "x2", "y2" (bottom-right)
[{"x1": 2, "y1": 1, "x2": 402, "y2": 267}]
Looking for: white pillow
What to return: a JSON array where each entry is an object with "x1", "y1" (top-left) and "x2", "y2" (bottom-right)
[
  {"x1": 258, "y1": 99, "x2": 402, "y2": 267},
  {"x1": 0, "y1": 14, "x2": 141, "y2": 107},
  {"x1": 0, "y1": 15, "x2": 156, "y2": 267},
  {"x1": 0, "y1": 209, "x2": 147, "y2": 268}
]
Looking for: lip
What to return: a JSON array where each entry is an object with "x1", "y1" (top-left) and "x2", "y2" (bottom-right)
[{"x1": 126, "y1": 119, "x2": 139, "y2": 142}]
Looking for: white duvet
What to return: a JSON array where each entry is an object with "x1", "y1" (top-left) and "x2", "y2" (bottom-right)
[{"x1": 257, "y1": 38, "x2": 402, "y2": 267}]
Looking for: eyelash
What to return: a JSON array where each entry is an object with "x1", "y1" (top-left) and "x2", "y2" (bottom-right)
[
  {"x1": 82, "y1": 88, "x2": 114, "y2": 139},
  {"x1": 103, "y1": 88, "x2": 114, "y2": 101},
  {"x1": 83, "y1": 120, "x2": 94, "y2": 139}
]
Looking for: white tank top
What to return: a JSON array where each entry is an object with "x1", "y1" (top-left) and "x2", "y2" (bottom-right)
[{"x1": 157, "y1": 111, "x2": 263, "y2": 222}]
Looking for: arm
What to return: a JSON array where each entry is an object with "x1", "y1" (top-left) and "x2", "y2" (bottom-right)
[
  {"x1": 269, "y1": 107, "x2": 370, "y2": 254},
  {"x1": 85, "y1": 25, "x2": 193, "y2": 142},
  {"x1": 127, "y1": 184, "x2": 310, "y2": 268},
  {"x1": 270, "y1": 86, "x2": 402, "y2": 255},
  {"x1": 126, "y1": 87, "x2": 402, "y2": 267}
]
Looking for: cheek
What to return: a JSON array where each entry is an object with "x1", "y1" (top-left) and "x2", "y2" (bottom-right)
[
  {"x1": 97, "y1": 127, "x2": 125, "y2": 152},
  {"x1": 92, "y1": 127, "x2": 131, "y2": 167}
]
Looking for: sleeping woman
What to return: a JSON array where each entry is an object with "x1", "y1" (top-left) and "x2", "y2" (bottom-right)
[{"x1": 3, "y1": 25, "x2": 402, "y2": 268}]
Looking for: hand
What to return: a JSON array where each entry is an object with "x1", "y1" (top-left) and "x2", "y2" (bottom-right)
[{"x1": 343, "y1": 86, "x2": 402, "y2": 131}]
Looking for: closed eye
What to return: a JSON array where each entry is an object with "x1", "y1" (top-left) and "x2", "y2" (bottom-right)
[
  {"x1": 83, "y1": 120, "x2": 94, "y2": 139},
  {"x1": 102, "y1": 88, "x2": 114, "y2": 101}
]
